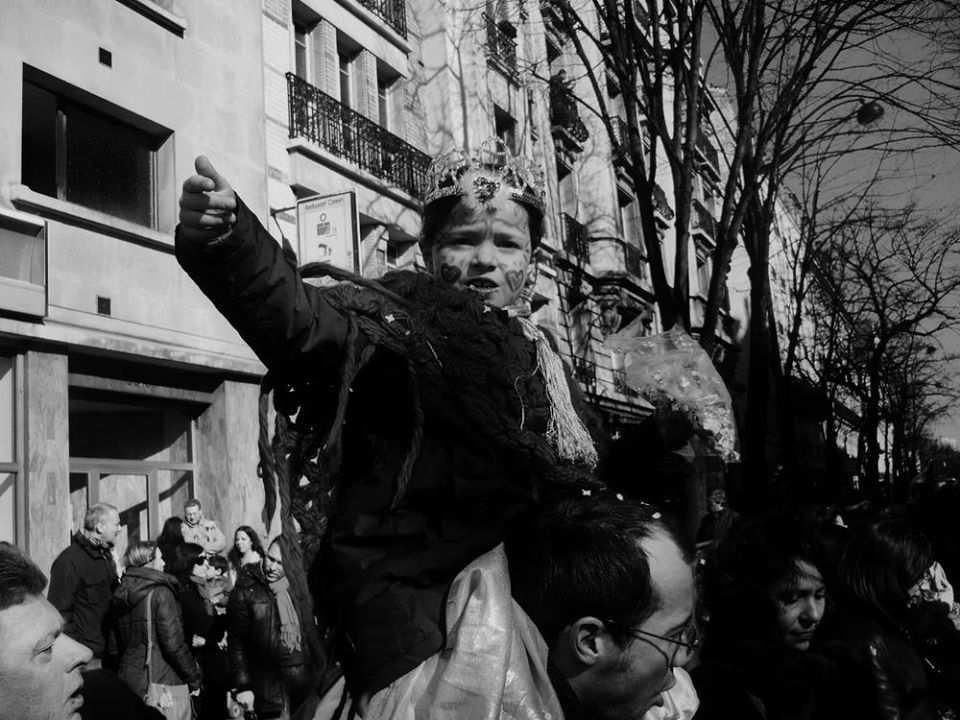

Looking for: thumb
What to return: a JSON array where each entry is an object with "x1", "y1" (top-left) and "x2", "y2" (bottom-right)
[{"x1": 194, "y1": 155, "x2": 231, "y2": 192}]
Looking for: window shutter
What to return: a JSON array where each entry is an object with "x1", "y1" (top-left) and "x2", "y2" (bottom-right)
[
  {"x1": 388, "y1": 77, "x2": 405, "y2": 139},
  {"x1": 312, "y1": 19, "x2": 339, "y2": 99},
  {"x1": 356, "y1": 50, "x2": 379, "y2": 121}
]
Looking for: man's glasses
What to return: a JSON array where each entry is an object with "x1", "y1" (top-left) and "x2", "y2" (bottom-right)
[{"x1": 602, "y1": 619, "x2": 700, "y2": 663}]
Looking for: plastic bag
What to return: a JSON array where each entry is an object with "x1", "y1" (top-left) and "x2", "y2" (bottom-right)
[{"x1": 605, "y1": 324, "x2": 740, "y2": 463}]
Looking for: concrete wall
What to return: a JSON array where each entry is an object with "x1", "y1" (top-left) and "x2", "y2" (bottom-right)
[
  {"x1": 23, "y1": 350, "x2": 70, "y2": 575},
  {"x1": 0, "y1": 0, "x2": 267, "y2": 375}
]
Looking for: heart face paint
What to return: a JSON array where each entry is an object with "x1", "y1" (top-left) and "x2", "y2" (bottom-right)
[{"x1": 430, "y1": 170, "x2": 533, "y2": 309}]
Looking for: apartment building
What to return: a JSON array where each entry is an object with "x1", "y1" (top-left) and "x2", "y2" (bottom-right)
[{"x1": 0, "y1": 0, "x2": 269, "y2": 572}]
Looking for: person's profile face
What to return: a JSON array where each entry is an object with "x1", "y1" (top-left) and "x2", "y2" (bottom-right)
[
  {"x1": 263, "y1": 543, "x2": 285, "y2": 582},
  {"x1": 0, "y1": 595, "x2": 92, "y2": 720},
  {"x1": 429, "y1": 174, "x2": 533, "y2": 309},
  {"x1": 591, "y1": 534, "x2": 696, "y2": 719},
  {"x1": 184, "y1": 505, "x2": 202, "y2": 525},
  {"x1": 98, "y1": 510, "x2": 121, "y2": 545},
  {"x1": 771, "y1": 559, "x2": 826, "y2": 650},
  {"x1": 151, "y1": 547, "x2": 165, "y2": 573}
]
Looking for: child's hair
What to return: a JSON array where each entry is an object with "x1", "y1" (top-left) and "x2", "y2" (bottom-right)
[{"x1": 208, "y1": 554, "x2": 229, "y2": 576}]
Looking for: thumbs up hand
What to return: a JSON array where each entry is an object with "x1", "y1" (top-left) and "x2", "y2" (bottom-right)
[{"x1": 178, "y1": 156, "x2": 238, "y2": 242}]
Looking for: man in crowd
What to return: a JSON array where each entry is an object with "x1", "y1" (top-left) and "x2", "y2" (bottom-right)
[
  {"x1": 0, "y1": 541, "x2": 92, "y2": 720},
  {"x1": 181, "y1": 498, "x2": 226, "y2": 555},
  {"x1": 228, "y1": 536, "x2": 313, "y2": 719},
  {"x1": 506, "y1": 489, "x2": 698, "y2": 719},
  {"x1": 696, "y1": 488, "x2": 740, "y2": 548},
  {"x1": 48, "y1": 503, "x2": 120, "y2": 667}
]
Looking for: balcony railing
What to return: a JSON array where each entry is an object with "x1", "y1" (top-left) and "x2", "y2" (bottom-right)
[
  {"x1": 559, "y1": 213, "x2": 590, "y2": 263},
  {"x1": 357, "y1": 0, "x2": 407, "y2": 38},
  {"x1": 287, "y1": 73, "x2": 430, "y2": 199},
  {"x1": 572, "y1": 356, "x2": 597, "y2": 387},
  {"x1": 695, "y1": 131, "x2": 721, "y2": 180},
  {"x1": 549, "y1": 80, "x2": 589, "y2": 144},
  {"x1": 483, "y1": 13, "x2": 518, "y2": 79},
  {"x1": 691, "y1": 199, "x2": 716, "y2": 242},
  {"x1": 652, "y1": 182, "x2": 675, "y2": 222}
]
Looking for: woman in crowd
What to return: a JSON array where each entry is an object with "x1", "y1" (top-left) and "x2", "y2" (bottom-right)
[
  {"x1": 228, "y1": 525, "x2": 264, "y2": 575},
  {"x1": 176, "y1": 139, "x2": 604, "y2": 707},
  {"x1": 168, "y1": 543, "x2": 229, "y2": 720},
  {"x1": 111, "y1": 541, "x2": 202, "y2": 719},
  {"x1": 157, "y1": 517, "x2": 186, "y2": 563},
  {"x1": 693, "y1": 513, "x2": 832, "y2": 720},
  {"x1": 818, "y1": 521, "x2": 942, "y2": 720}
]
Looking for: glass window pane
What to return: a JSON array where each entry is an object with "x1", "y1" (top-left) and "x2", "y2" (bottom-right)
[
  {"x1": 0, "y1": 357, "x2": 14, "y2": 463},
  {"x1": 0, "y1": 473, "x2": 15, "y2": 544},
  {"x1": 63, "y1": 104, "x2": 155, "y2": 227},
  {"x1": 69, "y1": 472, "x2": 88, "y2": 535},
  {"x1": 97, "y1": 472, "x2": 149, "y2": 559},
  {"x1": 21, "y1": 81, "x2": 58, "y2": 199},
  {"x1": 157, "y1": 469, "x2": 193, "y2": 530},
  {"x1": 70, "y1": 395, "x2": 193, "y2": 462}
]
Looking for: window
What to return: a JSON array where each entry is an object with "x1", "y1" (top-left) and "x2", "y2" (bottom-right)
[
  {"x1": 696, "y1": 245, "x2": 710, "y2": 295},
  {"x1": 494, "y1": 106, "x2": 517, "y2": 152},
  {"x1": 0, "y1": 210, "x2": 46, "y2": 318},
  {"x1": 618, "y1": 190, "x2": 642, "y2": 245},
  {"x1": 21, "y1": 76, "x2": 169, "y2": 229},
  {"x1": 69, "y1": 389, "x2": 195, "y2": 557},
  {"x1": 294, "y1": 22, "x2": 309, "y2": 79},
  {"x1": 378, "y1": 78, "x2": 391, "y2": 129},
  {"x1": 387, "y1": 243, "x2": 400, "y2": 267},
  {"x1": 0, "y1": 357, "x2": 18, "y2": 545},
  {"x1": 339, "y1": 52, "x2": 352, "y2": 107}
]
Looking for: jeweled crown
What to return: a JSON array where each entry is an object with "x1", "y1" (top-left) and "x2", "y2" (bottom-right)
[{"x1": 424, "y1": 137, "x2": 545, "y2": 214}]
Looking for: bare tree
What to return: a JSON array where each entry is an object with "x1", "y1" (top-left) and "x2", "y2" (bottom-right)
[{"x1": 801, "y1": 206, "x2": 960, "y2": 498}]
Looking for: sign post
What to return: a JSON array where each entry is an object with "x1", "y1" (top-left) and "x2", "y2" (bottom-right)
[{"x1": 296, "y1": 191, "x2": 360, "y2": 273}]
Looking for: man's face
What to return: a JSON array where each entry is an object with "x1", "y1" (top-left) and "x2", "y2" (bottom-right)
[
  {"x1": 263, "y1": 543, "x2": 285, "y2": 583},
  {"x1": 0, "y1": 595, "x2": 91, "y2": 720},
  {"x1": 707, "y1": 492, "x2": 726, "y2": 514},
  {"x1": 429, "y1": 175, "x2": 533, "y2": 309},
  {"x1": 97, "y1": 510, "x2": 121, "y2": 546},
  {"x1": 184, "y1": 505, "x2": 202, "y2": 525},
  {"x1": 591, "y1": 534, "x2": 696, "y2": 719},
  {"x1": 771, "y1": 559, "x2": 826, "y2": 650}
]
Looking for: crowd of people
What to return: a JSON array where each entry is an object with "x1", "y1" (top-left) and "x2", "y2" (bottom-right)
[{"x1": 1, "y1": 139, "x2": 959, "y2": 720}]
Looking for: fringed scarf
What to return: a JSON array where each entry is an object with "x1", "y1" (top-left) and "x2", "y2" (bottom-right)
[{"x1": 268, "y1": 576, "x2": 302, "y2": 653}]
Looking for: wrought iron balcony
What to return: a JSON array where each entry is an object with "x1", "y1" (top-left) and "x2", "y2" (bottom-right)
[
  {"x1": 549, "y1": 80, "x2": 589, "y2": 144},
  {"x1": 572, "y1": 356, "x2": 597, "y2": 387},
  {"x1": 651, "y1": 182, "x2": 675, "y2": 223},
  {"x1": 286, "y1": 73, "x2": 430, "y2": 199},
  {"x1": 695, "y1": 131, "x2": 721, "y2": 180},
  {"x1": 357, "y1": 0, "x2": 407, "y2": 38},
  {"x1": 691, "y1": 199, "x2": 716, "y2": 243},
  {"x1": 483, "y1": 13, "x2": 518, "y2": 80},
  {"x1": 559, "y1": 212, "x2": 590, "y2": 264}
]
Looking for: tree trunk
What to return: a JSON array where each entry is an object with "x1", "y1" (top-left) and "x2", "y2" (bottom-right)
[
  {"x1": 861, "y1": 358, "x2": 883, "y2": 500},
  {"x1": 742, "y1": 255, "x2": 773, "y2": 513}
]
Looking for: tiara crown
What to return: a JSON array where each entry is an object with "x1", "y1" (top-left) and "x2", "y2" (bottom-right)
[{"x1": 423, "y1": 137, "x2": 545, "y2": 214}]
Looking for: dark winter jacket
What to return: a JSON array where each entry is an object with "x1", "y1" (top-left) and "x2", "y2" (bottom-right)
[
  {"x1": 226, "y1": 566, "x2": 311, "y2": 718},
  {"x1": 817, "y1": 607, "x2": 938, "y2": 720},
  {"x1": 176, "y1": 197, "x2": 606, "y2": 694},
  {"x1": 110, "y1": 566, "x2": 202, "y2": 696},
  {"x1": 48, "y1": 531, "x2": 118, "y2": 657},
  {"x1": 179, "y1": 576, "x2": 230, "y2": 719}
]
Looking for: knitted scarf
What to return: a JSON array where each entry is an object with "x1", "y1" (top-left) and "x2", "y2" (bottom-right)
[{"x1": 269, "y1": 576, "x2": 302, "y2": 652}]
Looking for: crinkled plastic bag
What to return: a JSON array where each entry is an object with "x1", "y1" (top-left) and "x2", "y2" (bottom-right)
[{"x1": 605, "y1": 324, "x2": 740, "y2": 463}]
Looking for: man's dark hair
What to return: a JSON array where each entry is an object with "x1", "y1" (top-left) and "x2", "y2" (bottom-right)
[
  {"x1": 0, "y1": 542, "x2": 47, "y2": 612},
  {"x1": 505, "y1": 486, "x2": 689, "y2": 648}
]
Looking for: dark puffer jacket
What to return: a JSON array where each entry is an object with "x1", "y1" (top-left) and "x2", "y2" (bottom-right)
[
  {"x1": 226, "y1": 566, "x2": 312, "y2": 718},
  {"x1": 111, "y1": 566, "x2": 202, "y2": 696}
]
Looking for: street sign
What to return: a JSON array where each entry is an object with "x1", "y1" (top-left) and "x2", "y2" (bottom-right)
[{"x1": 296, "y1": 191, "x2": 360, "y2": 273}]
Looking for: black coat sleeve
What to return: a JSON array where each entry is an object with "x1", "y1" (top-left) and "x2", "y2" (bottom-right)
[
  {"x1": 225, "y1": 586, "x2": 253, "y2": 692},
  {"x1": 152, "y1": 588, "x2": 202, "y2": 691},
  {"x1": 175, "y1": 195, "x2": 359, "y2": 383}
]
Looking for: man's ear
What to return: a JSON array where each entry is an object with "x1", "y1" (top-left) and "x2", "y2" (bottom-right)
[{"x1": 565, "y1": 616, "x2": 616, "y2": 667}]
